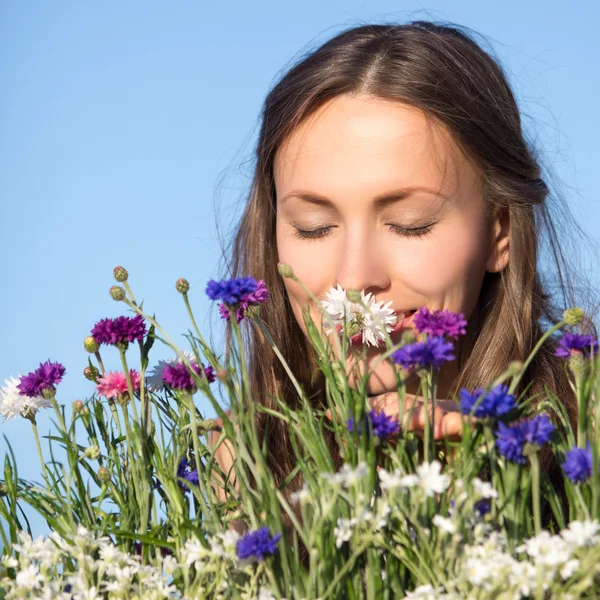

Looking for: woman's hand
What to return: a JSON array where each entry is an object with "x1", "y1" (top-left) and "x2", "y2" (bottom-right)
[{"x1": 326, "y1": 392, "x2": 476, "y2": 442}]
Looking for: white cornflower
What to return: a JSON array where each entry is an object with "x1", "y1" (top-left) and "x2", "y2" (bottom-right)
[
  {"x1": 334, "y1": 517, "x2": 357, "y2": 548},
  {"x1": 560, "y1": 558, "x2": 581, "y2": 579},
  {"x1": 321, "y1": 285, "x2": 397, "y2": 347},
  {"x1": 321, "y1": 462, "x2": 368, "y2": 488},
  {"x1": 516, "y1": 531, "x2": 572, "y2": 567},
  {"x1": 432, "y1": 514, "x2": 456, "y2": 535},
  {"x1": 378, "y1": 468, "x2": 419, "y2": 491},
  {"x1": 290, "y1": 483, "x2": 310, "y2": 504},
  {"x1": 416, "y1": 461, "x2": 450, "y2": 497},
  {"x1": 471, "y1": 477, "x2": 498, "y2": 499},
  {"x1": 0, "y1": 375, "x2": 51, "y2": 422},
  {"x1": 561, "y1": 519, "x2": 600, "y2": 548},
  {"x1": 146, "y1": 349, "x2": 197, "y2": 391}
]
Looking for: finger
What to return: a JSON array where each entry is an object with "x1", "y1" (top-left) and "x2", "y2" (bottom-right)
[{"x1": 435, "y1": 412, "x2": 478, "y2": 441}]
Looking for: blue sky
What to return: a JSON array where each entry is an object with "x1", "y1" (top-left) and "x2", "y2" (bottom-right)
[{"x1": 1, "y1": 1, "x2": 599, "y2": 542}]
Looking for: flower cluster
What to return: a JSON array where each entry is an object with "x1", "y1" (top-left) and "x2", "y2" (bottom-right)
[
  {"x1": 95, "y1": 370, "x2": 142, "y2": 401},
  {"x1": 91, "y1": 315, "x2": 147, "y2": 347},
  {"x1": 413, "y1": 307, "x2": 467, "y2": 339},
  {"x1": 235, "y1": 526, "x2": 281, "y2": 561},
  {"x1": 206, "y1": 276, "x2": 270, "y2": 322},
  {"x1": 346, "y1": 409, "x2": 399, "y2": 440},
  {"x1": 459, "y1": 384, "x2": 516, "y2": 419},
  {"x1": 17, "y1": 360, "x2": 66, "y2": 398},
  {"x1": 0, "y1": 375, "x2": 51, "y2": 422},
  {"x1": 161, "y1": 361, "x2": 215, "y2": 392},
  {"x1": 554, "y1": 332, "x2": 599, "y2": 358},
  {"x1": 321, "y1": 284, "x2": 397, "y2": 347},
  {"x1": 392, "y1": 336, "x2": 455, "y2": 370},
  {"x1": 494, "y1": 415, "x2": 555, "y2": 464}
]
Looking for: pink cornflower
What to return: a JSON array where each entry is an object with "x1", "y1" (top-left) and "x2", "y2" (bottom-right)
[{"x1": 96, "y1": 370, "x2": 141, "y2": 400}]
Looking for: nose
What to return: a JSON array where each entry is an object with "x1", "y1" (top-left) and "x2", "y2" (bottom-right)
[{"x1": 334, "y1": 228, "x2": 391, "y2": 295}]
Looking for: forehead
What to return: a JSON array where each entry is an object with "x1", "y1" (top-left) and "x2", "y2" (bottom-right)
[{"x1": 274, "y1": 95, "x2": 477, "y2": 202}]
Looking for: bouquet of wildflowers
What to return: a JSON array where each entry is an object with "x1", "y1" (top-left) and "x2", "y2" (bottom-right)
[{"x1": 1, "y1": 264, "x2": 600, "y2": 599}]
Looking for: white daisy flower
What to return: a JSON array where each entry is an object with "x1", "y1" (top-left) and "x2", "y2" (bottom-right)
[
  {"x1": 471, "y1": 477, "x2": 498, "y2": 499},
  {"x1": 432, "y1": 514, "x2": 456, "y2": 535},
  {"x1": 0, "y1": 376, "x2": 51, "y2": 422},
  {"x1": 321, "y1": 461, "x2": 368, "y2": 488},
  {"x1": 378, "y1": 468, "x2": 419, "y2": 491},
  {"x1": 334, "y1": 517, "x2": 358, "y2": 548},
  {"x1": 145, "y1": 349, "x2": 197, "y2": 391},
  {"x1": 321, "y1": 285, "x2": 397, "y2": 347},
  {"x1": 560, "y1": 519, "x2": 600, "y2": 547},
  {"x1": 416, "y1": 461, "x2": 450, "y2": 497}
]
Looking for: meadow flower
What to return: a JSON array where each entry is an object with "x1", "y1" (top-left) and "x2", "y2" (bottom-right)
[
  {"x1": 378, "y1": 468, "x2": 419, "y2": 491},
  {"x1": 145, "y1": 349, "x2": 196, "y2": 391},
  {"x1": 91, "y1": 315, "x2": 146, "y2": 347},
  {"x1": 495, "y1": 416, "x2": 555, "y2": 464},
  {"x1": 560, "y1": 520, "x2": 600, "y2": 547},
  {"x1": 416, "y1": 461, "x2": 450, "y2": 497},
  {"x1": 161, "y1": 361, "x2": 215, "y2": 392},
  {"x1": 562, "y1": 444, "x2": 593, "y2": 483},
  {"x1": 290, "y1": 483, "x2": 310, "y2": 504},
  {"x1": 554, "y1": 332, "x2": 599, "y2": 358},
  {"x1": 17, "y1": 360, "x2": 66, "y2": 398},
  {"x1": 95, "y1": 370, "x2": 141, "y2": 400},
  {"x1": 206, "y1": 276, "x2": 258, "y2": 304},
  {"x1": 334, "y1": 517, "x2": 358, "y2": 548},
  {"x1": 236, "y1": 526, "x2": 281, "y2": 561},
  {"x1": 516, "y1": 531, "x2": 572, "y2": 568},
  {"x1": 471, "y1": 477, "x2": 498, "y2": 499},
  {"x1": 217, "y1": 279, "x2": 270, "y2": 322},
  {"x1": 321, "y1": 284, "x2": 397, "y2": 347},
  {"x1": 0, "y1": 376, "x2": 50, "y2": 421},
  {"x1": 321, "y1": 462, "x2": 368, "y2": 489},
  {"x1": 413, "y1": 307, "x2": 467, "y2": 339},
  {"x1": 432, "y1": 514, "x2": 457, "y2": 535},
  {"x1": 474, "y1": 498, "x2": 492, "y2": 516},
  {"x1": 392, "y1": 336, "x2": 455, "y2": 370},
  {"x1": 177, "y1": 457, "x2": 199, "y2": 492},
  {"x1": 459, "y1": 384, "x2": 516, "y2": 418},
  {"x1": 346, "y1": 409, "x2": 399, "y2": 439}
]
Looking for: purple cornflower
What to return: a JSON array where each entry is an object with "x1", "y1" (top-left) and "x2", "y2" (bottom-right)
[
  {"x1": 346, "y1": 410, "x2": 399, "y2": 440},
  {"x1": 459, "y1": 384, "x2": 516, "y2": 419},
  {"x1": 236, "y1": 526, "x2": 281, "y2": 561},
  {"x1": 177, "y1": 457, "x2": 199, "y2": 491},
  {"x1": 554, "y1": 333, "x2": 599, "y2": 359},
  {"x1": 217, "y1": 280, "x2": 270, "y2": 322},
  {"x1": 206, "y1": 276, "x2": 258, "y2": 304},
  {"x1": 17, "y1": 360, "x2": 66, "y2": 397},
  {"x1": 494, "y1": 415, "x2": 555, "y2": 464},
  {"x1": 392, "y1": 336, "x2": 455, "y2": 370},
  {"x1": 413, "y1": 307, "x2": 467, "y2": 339},
  {"x1": 161, "y1": 361, "x2": 215, "y2": 392},
  {"x1": 562, "y1": 444, "x2": 593, "y2": 484},
  {"x1": 91, "y1": 315, "x2": 146, "y2": 347}
]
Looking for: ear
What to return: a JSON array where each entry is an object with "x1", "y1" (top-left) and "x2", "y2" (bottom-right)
[{"x1": 486, "y1": 207, "x2": 510, "y2": 273}]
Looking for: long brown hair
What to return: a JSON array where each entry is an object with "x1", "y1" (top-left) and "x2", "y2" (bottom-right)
[{"x1": 219, "y1": 20, "x2": 597, "y2": 545}]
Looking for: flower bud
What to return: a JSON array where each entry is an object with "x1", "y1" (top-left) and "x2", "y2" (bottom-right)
[
  {"x1": 277, "y1": 263, "x2": 294, "y2": 278},
  {"x1": 568, "y1": 352, "x2": 585, "y2": 378},
  {"x1": 216, "y1": 368, "x2": 230, "y2": 382},
  {"x1": 72, "y1": 400, "x2": 84, "y2": 413},
  {"x1": 84, "y1": 336, "x2": 99, "y2": 353},
  {"x1": 84, "y1": 365, "x2": 100, "y2": 381},
  {"x1": 563, "y1": 307, "x2": 584, "y2": 327},
  {"x1": 110, "y1": 286, "x2": 126, "y2": 301},
  {"x1": 113, "y1": 266, "x2": 129, "y2": 282},
  {"x1": 83, "y1": 445, "x2": 101, "y2": 460},
  {"x1": 41, "y1": 386, "x2": 56, "y2": 400},
  {"x1": 507, "y1": 361, "x2": 523, "y2": 376},
  {"x1": 98, "y1": 467, "x2": 111, "y2": 483},
  {"x1": 176, "y1": 278, "x2": 190, "y2": 294},
  {"x1": 346, "y1": 289, "x2": 362, "y2": 303},
  {"x1": 0, "y1": 483, "x2": 7, "y2": 497},
  {"x1": 197, "y1": 418, "x2": 222, "y2": 433}
]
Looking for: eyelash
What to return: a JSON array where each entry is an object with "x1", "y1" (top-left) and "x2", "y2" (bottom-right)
[{"x1": 292, "y1": 223, "x2": 436, "y2": 240}]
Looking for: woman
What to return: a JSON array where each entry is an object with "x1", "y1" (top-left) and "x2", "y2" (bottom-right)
[{"x1": 209, "y1": 20, "x2": 594, "y2": 542}]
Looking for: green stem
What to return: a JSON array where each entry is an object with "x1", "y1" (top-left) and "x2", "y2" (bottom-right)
[
  {"x1": 30, "y1": 419, "x2": 48, "y2": 482},
  {"x1": 530, "y1": 452, "x2": 542, "y2": 535},
  {"x1": 119, "y1": 348, "x2": 140, "y2": 424}
]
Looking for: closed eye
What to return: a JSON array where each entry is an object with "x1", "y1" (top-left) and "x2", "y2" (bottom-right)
[{"x1": 291, "y1": 221, "x2": 436, "y2": 240}]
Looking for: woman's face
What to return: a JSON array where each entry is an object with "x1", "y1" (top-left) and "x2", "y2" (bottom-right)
[{"x1": 274, "y1": 95, "x2": 509, "y2": 397}]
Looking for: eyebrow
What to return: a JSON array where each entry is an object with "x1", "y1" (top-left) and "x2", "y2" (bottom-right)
[{"x1": 279, "y1": 186, "x2": 449, "y2": 209}]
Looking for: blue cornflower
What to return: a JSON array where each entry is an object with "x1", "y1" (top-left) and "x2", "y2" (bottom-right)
[
  {"x1": 494, "y1": 416, "x2": 555, "y2": 464},
  {"x1": 346, "y1": 410, "x2": 399, "y2": 440},
  {"x1": 205, "y1": 277, "x2": 258, "y2": 305},
  {"x1": 236, "y1": 526, "x2": 281, "y2": 561},
  {"x1": 474, "y1": 498, "x2": 491, "y2": 516},
  {"x1": 177, "y1": 457, "x2": 199, "y2": 492},
  {"x1": 562, "y1": 444, "x2": 593, "y2": 484},
  {"x1": 554, "y1": 332, "x2": 599, "y2": 359},
  {"x1": 459, "y1": 384, "x2": 516, "y2": 419},
  {"x1": 391, "y1": 336, "x2": 455, "y2": 370},
  {"x1": 413, "y1": 307, "x2": 467, "y2": 339}
]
